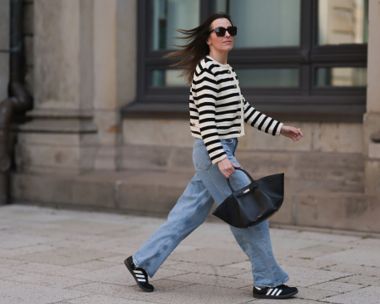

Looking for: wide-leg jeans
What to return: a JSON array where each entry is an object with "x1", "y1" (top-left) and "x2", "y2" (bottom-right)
[{"x1": 132, "y1": 138, "x2": 289, "y2": 287}]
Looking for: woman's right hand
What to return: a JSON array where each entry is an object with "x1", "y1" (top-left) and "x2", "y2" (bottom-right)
[{"x1": 217, "y1": 158, "x2": 236, "y2": 178}]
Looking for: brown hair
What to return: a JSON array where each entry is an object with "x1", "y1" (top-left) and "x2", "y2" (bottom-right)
[{"x1": 166, "y1": 13, "x2": 233, "y2": 84}]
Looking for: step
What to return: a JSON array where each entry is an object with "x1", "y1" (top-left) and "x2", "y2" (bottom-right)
[{"x1": 11, "y1": 169, "x2": 193, "y2": 216}]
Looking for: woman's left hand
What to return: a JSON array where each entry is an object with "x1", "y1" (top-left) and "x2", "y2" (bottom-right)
[{"x1": 280, "y1": 125, "x2": 303, "y2": 141}]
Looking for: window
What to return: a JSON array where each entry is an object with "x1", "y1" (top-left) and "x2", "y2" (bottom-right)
[
  {"x1": 126, "y1": 0, "x2": 368, "y2": 122},
  {"x1": 220, "y1": 0, "x2": 301, "y2": 48}
]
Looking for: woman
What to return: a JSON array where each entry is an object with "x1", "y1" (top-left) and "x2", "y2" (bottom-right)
[{"x1": 125, "y1": 13, "x2": 303, "y2": 300}]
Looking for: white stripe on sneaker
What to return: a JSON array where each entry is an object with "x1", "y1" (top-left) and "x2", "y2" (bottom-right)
[
  {"x1": 137, "y1": 278, "x2": 146, "y2": 282},
  {"x1": 133, "y1": 270, "x2": 143, "y2": 274},
  {"x1": 266, "y1": 288, "x2": 273, "y2": 296},
  {"x1": 135, "y1": 274, "x2": 145, "y2": 278},
  {"x1": 276, "y1": 289, "x2": 282, "y2": 296},
  {"x1": 271, "y1": 288, "x2": 278, "y2": 296}
]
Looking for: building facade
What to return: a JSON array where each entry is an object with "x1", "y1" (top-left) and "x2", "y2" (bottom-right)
[{"x1": 1, "y1": 0, "x2": 379, "y2": 232}]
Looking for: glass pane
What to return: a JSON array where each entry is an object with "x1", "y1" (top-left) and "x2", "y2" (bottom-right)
[
  {"x1": 151, "y1": 0, "x2": 200, "y2": 50},
  {"x1": 235, "y1": 69, "x2": 299, "y2": 87},
  {"x1": 318, "y1": 0, "x2": 368, "y2": 45},
  {"x1": 151, "y1": 70, "x2": 187, "y2": 87},
  {"x1": 315, "y1": 67, "x2": 367, "y2": 87},
  {"x1": 215, "y1": 0, "x2": 301, "y2": 47}
]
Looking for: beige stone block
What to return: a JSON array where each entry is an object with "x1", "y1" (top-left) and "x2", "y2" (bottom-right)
[
  {"x1": 330, "y1": 6, "x2": 356, "y2": 32},
  {"x1": 117, "y1": 169, "x2": 192, "y2": 215},
  {"x1": 236, "y1": 150, "x2": 294, "y2": 176},
  {"x1": 94, "y1": 146, "x2": 118, "y2": 170},
  {"x1": 239, "y1": 121, "x2": 313, "y2": 152},
  {"x1": 369, "y1": 143, "x2": 380, "y2": 159},
  {"x1": 121, "y1": 144, "x2": 171, "y2": 170},
  {"x1": 365, "y1": 160, "x2": 380, "y2": 195},
  {"x1": 367, "y1": 0, "x2": 380, "y2": 112},
  {"x1": 11, "y1": 172, "x2": 117, "y2": 208},
  {"x1": 363, "y1": 112, "x2": 380, "y2": 154},
  {"x1": 34, "y1": 0, "x2": 81, "y2": 108},
  {"x1": 116, "y1": 0, "x2": 137, "y2": 104},
  {"x1": 16, "y1": 143, "x2": 81, "y2": 172},
  {"x1": 118, "y1": 182, "x2": 184, "y2": 216},
  {"x1": 94, "y1": 110, "x2": 120, "y2": 145},
  {"x1": 71, "y1": 179, "x2": 115, "y2": 208},
  {"x1": 293, "y1": 152, "x2": 364, "y2": 193},
  {"x1": 93, "y1": 0, "x2": 117, "y2": 110},
  {"x1": 122, "y1": 118, "x2": 193, "y2": 147},
  {"x1": 12, "y1": 173, "x2": 73, "y2": 204},
  {"x1": 312, "y1": 123, "x2": 363, "y2": 153},
  {"x1": 16, "y1": 133, "x2": 81, "y2": 146},
  {"x1": 167, "y1": 146, "x2": 194, "y2": 171},
  {"x1": 294, "y1": 192, "x2": 380, "y2": 232},
  {"x1": 79, "y1": 146, "x2": 97, "y2": 171},
  {"x1": 271, "y1": 196, "x2": 295, "y2": 225}
]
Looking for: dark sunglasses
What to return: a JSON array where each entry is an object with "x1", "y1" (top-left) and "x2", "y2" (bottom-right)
[{"x1": 210, "y1": 26, "x2": 238, "y2": 37}]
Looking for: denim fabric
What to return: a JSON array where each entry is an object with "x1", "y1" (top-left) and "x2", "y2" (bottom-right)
[{"x1": 133, "y1": 138, "x2": 289, "y2": 287}]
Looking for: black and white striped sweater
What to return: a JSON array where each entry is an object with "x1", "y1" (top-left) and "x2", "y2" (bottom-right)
[{"x1": 189, "y1": 55, "x2": 283, "y2": 164}]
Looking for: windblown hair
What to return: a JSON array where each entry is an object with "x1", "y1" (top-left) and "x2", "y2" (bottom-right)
[{"x1": 166, "y1": 13, "x2": 233, "y2": 84}]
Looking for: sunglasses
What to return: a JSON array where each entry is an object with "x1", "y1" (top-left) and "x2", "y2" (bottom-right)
[{"x1": 210, "y1": 26, "x2": 238, "y2": 37}]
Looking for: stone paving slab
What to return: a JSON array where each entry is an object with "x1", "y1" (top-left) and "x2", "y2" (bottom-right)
[
  {"x1": 0, "y1": 204, "x2": 380, "y2": 304},
  {"x1": 0, "y1": 280, "x2": 88, "y2": 304},
  {"x1": 324, "y1": 286, "x2": 380, "y2": 304}
]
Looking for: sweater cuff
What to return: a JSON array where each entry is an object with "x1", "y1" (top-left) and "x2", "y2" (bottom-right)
[
  {"x1": 275, "y1": 122, "x2": 284, "y2": 136},
  {"x1": 211, "y1": 153, "x2": 227, "y2": 165}
]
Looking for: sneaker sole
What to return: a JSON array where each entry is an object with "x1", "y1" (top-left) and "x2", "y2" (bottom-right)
[
  {"x1": 253, "y1": 290, "x2": 298, "y2": 299},
  {"x1": 124, "y1": 259, "x2": 154, "y2": 292}
]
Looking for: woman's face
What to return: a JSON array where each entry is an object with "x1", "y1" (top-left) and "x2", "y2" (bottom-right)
[{"x1": 207, "y1": 18, "x2": 235, "y2": 53}]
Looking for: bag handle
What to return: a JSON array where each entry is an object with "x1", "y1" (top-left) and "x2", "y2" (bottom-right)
[{"x1": 226, "y1": 167, "x2": 257, "y2": 193}]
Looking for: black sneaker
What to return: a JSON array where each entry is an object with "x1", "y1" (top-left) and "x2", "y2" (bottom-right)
[
  {"x1": 253, "y1": 284, "x2": 298, "y2": 299},
  {"x1": 124, "y1": 256, "x2": 154, "y2": 292}
]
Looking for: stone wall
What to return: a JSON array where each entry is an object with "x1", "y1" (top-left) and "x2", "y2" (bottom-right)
[
  {"x1": 121, "y1": 118, "x2": 371, "y2": 231},
  {"x1": 10, "y1": 0, "x2": 380, "y2": 233}
]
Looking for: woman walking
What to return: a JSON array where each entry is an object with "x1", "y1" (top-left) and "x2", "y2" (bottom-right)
[{"x1": 125, "y1": 13, "x2": 303, "y2": 300}]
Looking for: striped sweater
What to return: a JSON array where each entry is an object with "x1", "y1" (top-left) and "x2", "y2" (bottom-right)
[{"x1": 189, "y1": 55, "x2": 283, "y2": 164}]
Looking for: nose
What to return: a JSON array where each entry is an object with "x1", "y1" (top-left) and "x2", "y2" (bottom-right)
[{"x1": 225, "y1": 31, "x2": 231, "y2": 38}]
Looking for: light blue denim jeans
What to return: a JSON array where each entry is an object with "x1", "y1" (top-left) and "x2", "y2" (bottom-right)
[{"x1": 133, "y1": 138, "x2": 289, "y2": 287}]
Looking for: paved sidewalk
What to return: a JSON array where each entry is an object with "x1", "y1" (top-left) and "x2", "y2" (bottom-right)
[{"x1": 0, "y1": 205, "x2": 380, "y2": 304}]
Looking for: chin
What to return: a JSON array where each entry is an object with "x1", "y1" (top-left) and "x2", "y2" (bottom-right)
[{"x1": 220, "y1": 46, "x2": 233, "y2": 52}]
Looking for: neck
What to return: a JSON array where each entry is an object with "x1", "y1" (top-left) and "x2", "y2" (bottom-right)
[{"x1": 208, "y1": 50, "x2": 228, "y2": 64}]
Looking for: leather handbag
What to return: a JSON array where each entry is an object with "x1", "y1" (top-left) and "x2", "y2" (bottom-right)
[{"x1": 212, "y1": 168, "x2": 284, "y2": 228}]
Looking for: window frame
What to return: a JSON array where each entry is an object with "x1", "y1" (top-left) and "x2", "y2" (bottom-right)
[{"x1": 122, "y1": 0, "x2": 367, "y2": 122}]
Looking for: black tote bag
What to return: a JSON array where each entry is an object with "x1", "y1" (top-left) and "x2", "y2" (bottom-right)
[{"x1": 212, "y1": 168, "x2": 284, "y2": 228}]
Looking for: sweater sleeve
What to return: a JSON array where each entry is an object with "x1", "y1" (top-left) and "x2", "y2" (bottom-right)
[
  {"x1": 192, "y1": 64, "x2": 226, "y2": 164},
  {"x1": 242, "y1": 97, "x2": 283, "y2": 136}
]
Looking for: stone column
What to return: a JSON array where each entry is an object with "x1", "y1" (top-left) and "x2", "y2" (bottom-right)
[
  {"x1": 10, "y1": 0, "x2": 138, "y2": 208},
  {"x1": 363, "y1": 0, "x2": 380, "y2": 197},
  {"x1": 15, "y1": 0, "x2": 97, "y2": 174},
  {"x1": 92, "y1": 0, "x2": 136, "y2": 170}
]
